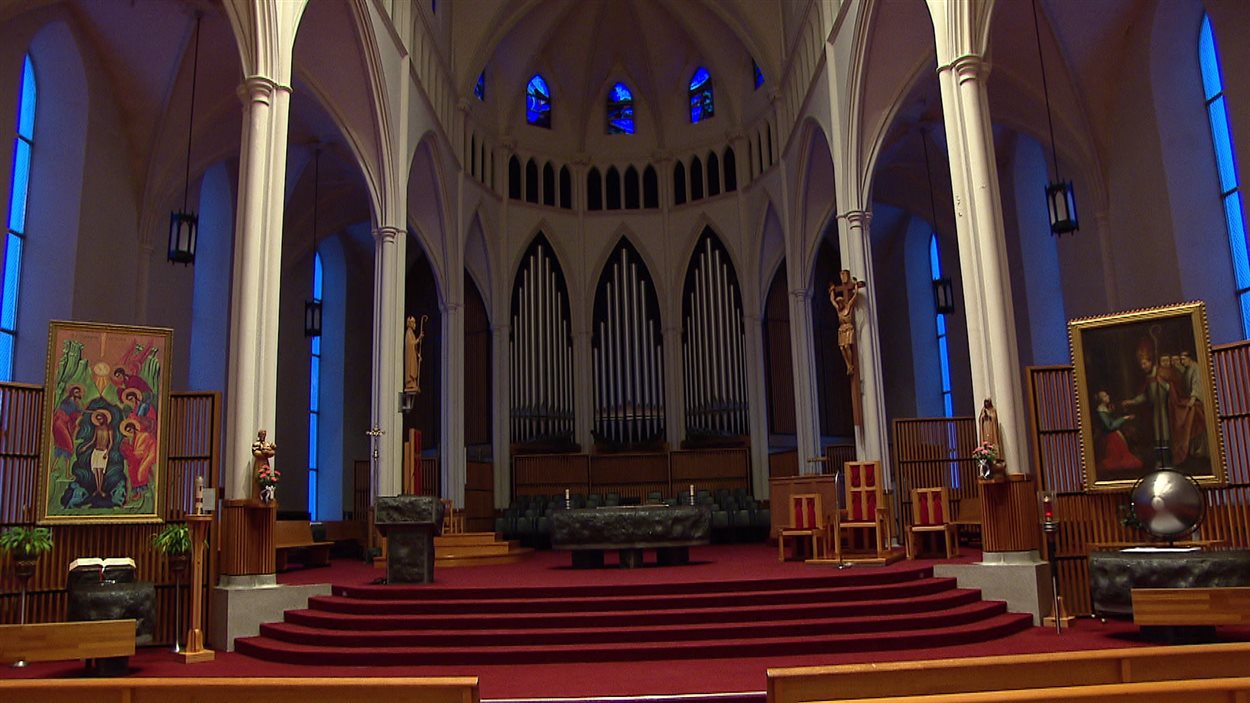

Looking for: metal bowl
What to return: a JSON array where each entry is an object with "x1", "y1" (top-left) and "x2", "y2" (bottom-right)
[{"x1": 1129, "y1": 469, "x2": 1205, "y2": 540}]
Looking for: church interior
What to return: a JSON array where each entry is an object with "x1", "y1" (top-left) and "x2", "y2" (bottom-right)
[{"x1": 4, "y1": 0, "x2": 1250, "y2": 700}]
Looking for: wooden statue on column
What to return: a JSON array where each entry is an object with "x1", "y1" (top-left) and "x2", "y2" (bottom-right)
[
  {"x1": 977, "y1": 398, "x2": 1006, "y2": 480},
  {"x1": 402, "y1": 314, "x2": 427, "y2": 495},
  {"x1": 829, "y1": 270, "x2": 866, "y2": 426}
]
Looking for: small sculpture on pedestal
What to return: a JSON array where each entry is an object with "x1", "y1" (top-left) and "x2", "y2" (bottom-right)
[
  {"x1": 976, "y1": 398, "x2": 1005, "y2": 480},
  {"x1": 252, "y1": 429, "x2": 278, "y2": 503}
]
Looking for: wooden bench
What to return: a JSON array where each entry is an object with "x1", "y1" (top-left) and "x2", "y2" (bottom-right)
[
  {"x1": 815, "y1": 677, "x2": 1250, "y2": 703},
  {"x1": 0, "y1": 675, "x2": 480, "y2": 703},
  {"x1": 0, "y1": 619, "x2": 135, "y2": 666},
  {"x1": 274, "y1": 520, "x2": 334, "y2": 571},
  {"x1": 767, "y1": 642, "x2": 1250, "y2": 703}
]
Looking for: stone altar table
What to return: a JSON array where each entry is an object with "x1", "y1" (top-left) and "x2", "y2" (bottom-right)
[
  {"x1": 551, "y1": 505, "x2": 710, "y2": 568},
  {"x1": 375, "y1": 496, "x2": 444, "y2": 584},
  {"x1": 1090, "y1": 548, "x2": 1250, "y2": 619}
]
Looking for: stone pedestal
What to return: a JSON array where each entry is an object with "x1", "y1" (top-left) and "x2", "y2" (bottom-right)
[
  {"x1": 935, "y1": 552, "x2": 1051, "y2": 625},
  {"x1": 209, "y1": 578, "x2": 330, "y2": 652},
  {"x1": 375, "y1": 496, "x2": 444, "y2": 584}
]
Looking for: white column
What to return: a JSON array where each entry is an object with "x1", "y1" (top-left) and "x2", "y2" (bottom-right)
[
  {"x1": 840, "y1": 209, "x2": 891, "y2": 480},
  {"x1": 936, "y1": 53, "x2": 1029, "y2": 475},
  {"x1": 787, "y1": 289, "x2": 822, "y2": 474},
  {"x1": 441, "y1": 300, "x2": 466, "y2": 506},
  {"x1": 223, "y1": 76, "x2": 292, "y2": 499},
  {"x1": 369, "y1": 225, "x2": 405, "y2": 499}
]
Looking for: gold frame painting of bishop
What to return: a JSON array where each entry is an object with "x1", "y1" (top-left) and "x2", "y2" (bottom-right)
[
  {"x1": 37, "y1": 321, "x2": 172, "y2": 523},
  {"x1": 1069, "y1": 302, "x2": 1226, "y2": 492}
]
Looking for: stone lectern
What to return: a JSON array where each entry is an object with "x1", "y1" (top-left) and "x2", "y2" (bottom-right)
[{"x1": 374, "y1": 496, "x2": 444, "y2": 584}]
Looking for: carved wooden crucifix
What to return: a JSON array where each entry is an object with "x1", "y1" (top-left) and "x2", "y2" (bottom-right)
[{"x1": 828, "y1": 269, "x2": 866, "y2": 426}]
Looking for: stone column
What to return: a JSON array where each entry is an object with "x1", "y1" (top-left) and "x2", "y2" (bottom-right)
[
  {"x1": 223, "y1": 76, "x2": 292, "y2": 500},
  {"x1": 840, "y1": 209, "x2": 890, "y2": 482},
  {"x1": 441, "y1": 299, "x2": 466, "y2": 506},
  {"x1": 935, "y1": 53, "x2": 1028, "y2": 477},
  {"x1": 742, "y1": 312, "x2": 771, "y2": 497},
  {"x1": 491, "y1": 322, "x2": 511, "y2": 509},
  {"x1": 787, "y1": 289, "x2": 822, "y2": 474},
  {"x1": 369, "y1": 225, "x2": 405, "y2": 500}
]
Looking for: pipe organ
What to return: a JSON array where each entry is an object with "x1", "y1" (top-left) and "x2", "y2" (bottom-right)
[
  {"x1": 593, "y1": 241, "x2": 665, "y2": 449},
  {"x1": 510, "y1": 237, "x2": 575, "y2": 444},
  {"x1": 683, "y1": 232, "x2": 748, "y2": 438}
]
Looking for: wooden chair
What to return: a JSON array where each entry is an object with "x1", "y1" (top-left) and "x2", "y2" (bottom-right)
[
  {"x1": 907, "y1": 487, "x2": 958, "y2": 559},
  {"x1": 440, "y1": 499, "x2": 465, "y2": 534},
  {"x1": 778, "y1": 493, "x2": 829, "y2": 561},
  {"x1": 835, "y1": 461, "x2": 890, "y2": 560}
]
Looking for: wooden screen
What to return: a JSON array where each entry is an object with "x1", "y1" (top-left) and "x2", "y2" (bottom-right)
[
  {"x1": 892, "y1": 417, "x2": 979, "y2": 534},
  {"x1": 0, "y1": 384, "x2": 220, "y2": 646},
  {"x1": 512, "y1": 448, "x2": 751, "y2": 501},
  {"x1": 1028, "y1": 340, "x2": 1250, "y2": 615}
]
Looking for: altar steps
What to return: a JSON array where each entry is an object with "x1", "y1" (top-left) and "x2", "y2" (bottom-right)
[{"x1": 235, "y1": 565, "x2": 1032, "y2": 666}]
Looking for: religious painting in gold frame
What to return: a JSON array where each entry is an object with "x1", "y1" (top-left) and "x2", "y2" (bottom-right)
[
  {"x1": 37, "y1": 321, "x2": 172, "y2": 523},
  {"x1": 1069, "y1": 301, "x2": 1225, "y2": 492}
]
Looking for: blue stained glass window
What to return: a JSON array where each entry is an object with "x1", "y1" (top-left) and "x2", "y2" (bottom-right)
[
  {"x1": 1199, "y1": 14, "x2": 1250, "y2": 336},
  {"x1": 607, "y1": 82, "x2": 634, "y2": 135},
  {"x1": 307, "y1": 251, "x2": 324, "y2": 520},
  {"x1": 689, "y1": 67, "x2": 714, "y2": 123},
  {"x1": 526, "y1": 74, "x2": 551, "y2": 128},
  {"x1": 2, "y1": 55, "x2": 36, "y2": 382},
  {"x1": 474, "y1": 71, "x2": 485, "y2": 101},
  {"x1": 752, "y1": 58, "x2": 764, "y2": 90},
  {"x1": 929, "y1": 234, "x2": 953, "y2": 417}
]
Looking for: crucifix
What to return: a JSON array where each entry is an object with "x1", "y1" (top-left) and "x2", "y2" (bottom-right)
[{"x1": 828, "y1": 269, "x2": 866, "y2": 426}]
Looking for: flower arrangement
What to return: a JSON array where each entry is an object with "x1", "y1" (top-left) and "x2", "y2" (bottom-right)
[
  {"x1": 256, "y1": 464, "x2": 280, "y2": 503},
  {"x1": 972, "y1": 441, "x2": 1000, "y2": 464}
]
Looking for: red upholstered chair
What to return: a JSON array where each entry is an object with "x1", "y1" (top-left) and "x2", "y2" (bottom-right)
[
  {"x1": 835, "y1": 461, "x2": 890, "y2": 560},
  {"x1": 907, "y1": 487, "x2": 958, "y2": 560},
  {"x1": 778, "y1": 493, "x2": 829, "y2": 562}
]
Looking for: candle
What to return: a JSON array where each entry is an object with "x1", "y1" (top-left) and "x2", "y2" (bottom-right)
[
  {"x1": 194, "y1": 476, "x2": 204, "y2": 515},
  {"x1": 565, "y1": 488, "x2": 571, "y2": 509},
  {"x1": 689, "y1": 484, "x2": 695, "y2": 505}
]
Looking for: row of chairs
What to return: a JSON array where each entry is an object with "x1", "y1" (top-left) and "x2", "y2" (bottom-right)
[{"x1": 779, "y1": 462, "x2": 960, "y2": 562}]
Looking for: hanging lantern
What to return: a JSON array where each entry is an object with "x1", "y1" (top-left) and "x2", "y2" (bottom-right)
[
  {"x1": 1046, "y1": 181, "x2": 1079, "y2": 235},
  {"x1": 304, "y1": 299, "x2": 322, "y2": 337},
  {"x1": 168, "y1": 211, "x2": 198, "y2": 265},
  {"x1": 932, "y1": 276, "x2": 955, "y2": 315}
]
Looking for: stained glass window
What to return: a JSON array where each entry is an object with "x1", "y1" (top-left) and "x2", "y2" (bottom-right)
[
  {"x1": 752, "y1": 58, "x2": 764, "y2": 89},
  {"x1": 1, "y1": 55, "x2": 36, "y2": 380},
  {"x1": 1199, "y1": 14, "x2": 1250, "y2": 335},
  {"x1": 689, "y1": 67, "x2": 713, "y2": 123},
  {"x1": 308, "y1": 252, "x2": 323, "y2": 519},
  {"x1": 607, "y1": 82, "x2": 634, "y2": 135},
  {"x1": 474, "y1": 71, "x2": 485, "y2": 101},
  {"x1": 929, "y1": 234, "x2": 953, "y2": 418},
  {"x1": 526, "y1": 74, "x2": 551, "y2": 128}
]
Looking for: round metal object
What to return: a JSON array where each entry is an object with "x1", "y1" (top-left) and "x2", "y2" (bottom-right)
[{"x1": 1129, "y1": 469, "x2": 1205, "y2": 539}]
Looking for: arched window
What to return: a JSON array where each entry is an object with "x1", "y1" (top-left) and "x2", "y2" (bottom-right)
[
  {"x1": 673, "y1": 161, "x2": 687, "y2": 206},
  {"x1": 607, "y1": 82, "x2": 634, "y2": 135},
  {"x1": 707, "y1": 151, "x2": 720, "y2": 197},
  {"x1": 474, "y1": 71, "x2": 485, "y2": 101},
  {"x1": 688, "y1": 67, "x2": 714, "y2": 123},
  {"x1": 507, "y1": 155, "x2": 521, "y2": 200},
  {"x1": 929, "y1": 234, "x2": 953, "y2": 417},
  {"x1": 606, "y1": 167, "x2": 621, "y2": 210},
  {"x1": 587, "y1": 167, "x2": 603, "y2": 211},
  {"x1": 525, "y1": 158, "x2": 538, "y2": 203},
  {"x1": 643, "y1": 165, "x2": 659, "y2": 209},
  {"x1": 1199, "y1": 15, "x2": 1250, "y2": 334},
  {"x1": 308, "y1": 252, "x2": 323, "y2": 520},
  {"x1": 1, "y1": 55, "x2": 36, "y2": 380},
  {"x1": 690, "y1": 156, "x2": 704, "y2": 201},
  {"x1": 723, "y1": 147, "x2": 737, "y2": 192},
  {"x1": 526, "y1": 74, "x2": 551, "y2": 128}
]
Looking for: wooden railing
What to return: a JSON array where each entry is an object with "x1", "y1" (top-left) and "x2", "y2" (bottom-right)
[
  {"x1": 513, "y1": 448, "x2": 751, "y2": 500},
  {"x1": 768, "y1": 642, "x2": 1250, "y2": 703},
  {"x1": 0, "y1": 676, "x2": 481, "y2": 703}
]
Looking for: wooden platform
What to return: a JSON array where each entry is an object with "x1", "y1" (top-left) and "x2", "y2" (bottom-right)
[
  {"x1": 435, "y1": 532, "x2": 533, "y2": 567},
  {"x1": 807, "y1": 546, "x2": 907, "y2": 567}
]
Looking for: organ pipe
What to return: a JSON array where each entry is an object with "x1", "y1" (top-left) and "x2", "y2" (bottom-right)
[
  {"x1": 510, "y1": 242, "x2": 574, "y2": 444},
  {"x1": 682, "y1": 234, "x2": 747, "y2": 438}
]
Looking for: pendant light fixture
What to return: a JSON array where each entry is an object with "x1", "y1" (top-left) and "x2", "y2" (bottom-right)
[
  {"x1": 304, "y1": 148, "x2": 323, "y2": 337},
  {"x1": 1032, "y1": 0, "x2": 1078, "y2": 235},
  {"x1": 168, "y1": 14, "x2": 202, "y2": 264}
]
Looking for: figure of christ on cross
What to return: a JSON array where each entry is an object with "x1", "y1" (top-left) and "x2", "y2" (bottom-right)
[{"x1": 829, "y1": 269, "x2": 866, "y2": 426}]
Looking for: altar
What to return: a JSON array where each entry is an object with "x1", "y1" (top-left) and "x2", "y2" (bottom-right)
[{"x1": 551, "y1": 505, "x2": 710, "y2": 568}]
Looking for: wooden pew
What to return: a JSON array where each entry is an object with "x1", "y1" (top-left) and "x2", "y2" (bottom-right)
[
  {"x1": 274, "y1": 520, "x2": 334, "y2": 571},
  {"x1": 1133, "y1": 586, "x2": 1250, "y2": 626},
  {"x1": 0, "y1": 619, "x2": 136, "y2": 665},
  {"x1": 816, "y1": 677, "x2": 1250, "y2": 703},
  {"x1": 767, "y1": 642, "x2": 1250, "y2": 703},
  {"x1": 0, "y1": 676, "x2": 480, "y2": 703}
]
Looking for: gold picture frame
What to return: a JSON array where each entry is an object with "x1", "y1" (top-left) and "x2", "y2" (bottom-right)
[
  {"x1": 37, "y1": 321, "x2": 172, "y2": 523},
  {"x1": 1069, "y1": 301, "x2": 1226, "y2": 492}
]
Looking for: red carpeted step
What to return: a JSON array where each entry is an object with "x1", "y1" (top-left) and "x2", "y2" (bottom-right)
[
  {"x1": 234, "y1": 611, "x2": 1034, "y2": 666},
  {"x1": 332, "y1": 564, "x2": 936, "y2": 600},
  {"x1": 258, "y1": 600, "x2": 1008, "y2": 648},
  {"x1": 309, "y1": 577, "x2": 960, "y2": 616},
  {"x1": 285, "y1": 587, "x2": 983, "y2": 631}
]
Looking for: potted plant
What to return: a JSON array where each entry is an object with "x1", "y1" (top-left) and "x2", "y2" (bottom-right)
[
  {"x1": 152, "y1": 523, "x2": 192, "y2": 573},
  {"x1": 0, "y1": 526, "x2": 54, "y2": 579}
]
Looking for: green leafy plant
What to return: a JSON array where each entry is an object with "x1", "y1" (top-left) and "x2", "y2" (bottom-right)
[
  {"x1": 0, "y1": 526, "x2": 54, "y2": 561},
  {"x1": 151, "y1": 524, "x2": 192, "y2": 556}
]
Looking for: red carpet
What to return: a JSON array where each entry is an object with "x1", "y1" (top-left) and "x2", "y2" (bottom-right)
[{"x1": 9, "y1": 544, "x2": 1250, "y2": 700}]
